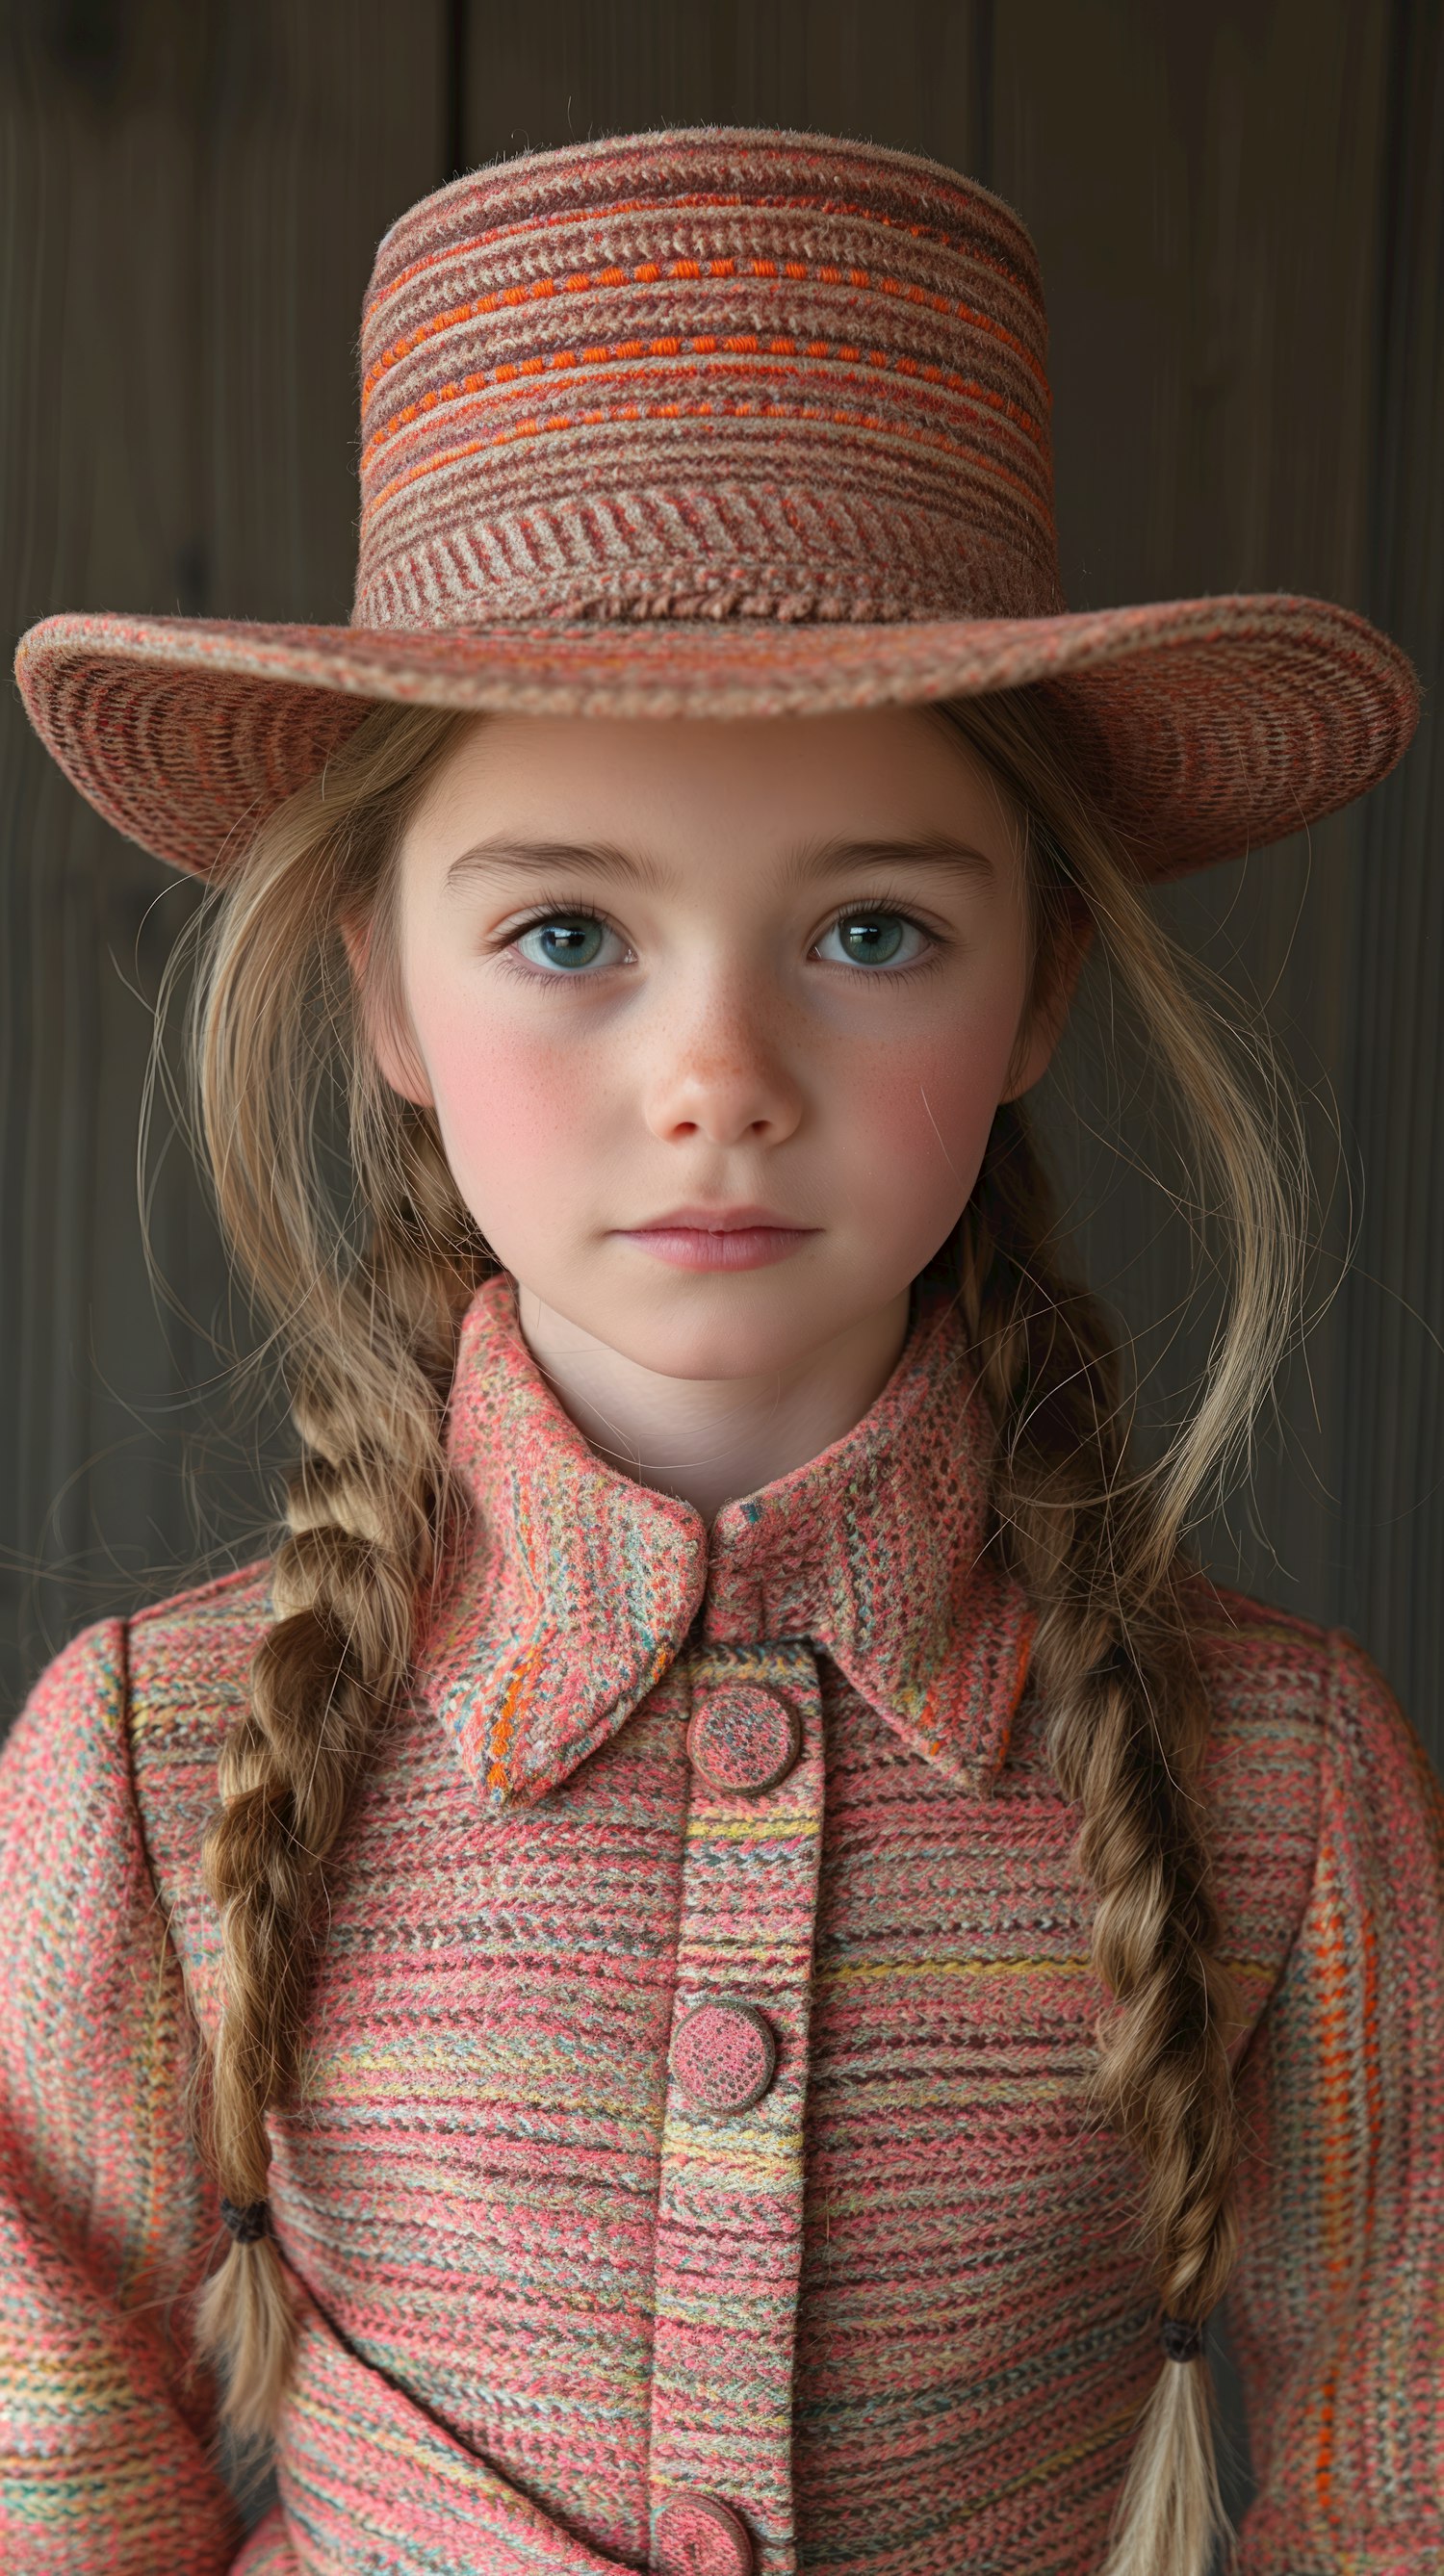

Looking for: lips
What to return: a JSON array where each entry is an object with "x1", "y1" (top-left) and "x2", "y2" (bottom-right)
[
  {"x1": 614, "y1": 1206, "x2": 818, "y2": 1274},
  {"x1": 628, "y1": 1204, "x2": 805, "y2": 1233}
]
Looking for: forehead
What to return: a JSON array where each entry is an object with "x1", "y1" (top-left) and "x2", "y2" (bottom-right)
[{"x1": 405, "y1": 709, "x2": 1026, "y2": 874}]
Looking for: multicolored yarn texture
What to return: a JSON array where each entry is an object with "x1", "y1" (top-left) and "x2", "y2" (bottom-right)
[
  {"x1": 2, "y1": 1274, "x2": 1442, "y2": 2572},
  {"x1": 13, "y1": 127, "x2": 1419, "y2": 883}
]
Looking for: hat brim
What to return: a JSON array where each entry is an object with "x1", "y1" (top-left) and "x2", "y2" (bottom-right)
[{"x1": 13, "y1": 591, "x2": 1420, "y2": 882}]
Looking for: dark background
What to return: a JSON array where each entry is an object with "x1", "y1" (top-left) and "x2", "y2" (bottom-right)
[
  {"x1": 1, "y1": 0, "x2": 1440, "y2": 2537},
  {"x1": 11, "y1": 0, "x2": 1441, "y2": 1747}
]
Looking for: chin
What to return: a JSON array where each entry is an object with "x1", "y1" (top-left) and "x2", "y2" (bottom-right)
[{"x1": 602, "y1": 1289, "x2": 840, "y2": 1385}]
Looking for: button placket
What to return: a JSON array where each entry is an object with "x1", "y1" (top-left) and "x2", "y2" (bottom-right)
[{"x1": 649, "y1": 1639, "x2": 824, "y2": 2576}]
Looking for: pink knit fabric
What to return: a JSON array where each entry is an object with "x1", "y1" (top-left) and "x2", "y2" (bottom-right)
[{"x1": 1, "y1": 1275, "x2": 1442, "y2": 2571}]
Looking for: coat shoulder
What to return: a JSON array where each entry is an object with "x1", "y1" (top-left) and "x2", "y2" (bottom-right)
[
  {"x1": 1184, "y1": 1576, "x2": 1412, "y2": 1761},
  {"x1": 124, "y1": 1560, "x2": 273, "y2": 1994},
  {"x1": 1192, "y1": 1582, "x2": 1442, "y2": 1846},
  {"x1": 1187, "y1": 1577, "x2": 1340, "y2": 1726},
  {"x1": 127, "y1": 1556, "x2": 273, "y2": 1739},
  {"x1": 1186, "y1": 1579, "x2": 1338, "y2": 1858},
  {"x1": 1182, "y1": 1580, "x2": 1418, "y2": 2014}
]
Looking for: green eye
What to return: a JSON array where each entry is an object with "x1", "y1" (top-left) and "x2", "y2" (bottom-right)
[
  {"x1": 514, "y1": 914, "x2": 616, "y2": 971},
  {"x1": 818, "y1": 912, "x2": 925, "y2": 968}
]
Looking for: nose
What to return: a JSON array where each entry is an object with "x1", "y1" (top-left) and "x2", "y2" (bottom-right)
[{"x1": 642, "y1": 978, "x2": 804, "y2": 1149}]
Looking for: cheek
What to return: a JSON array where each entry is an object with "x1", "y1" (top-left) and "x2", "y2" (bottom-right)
[
  {"x1": 839, "y1": 1006, "x2": 1020, "y2": 1204},
  {"x1": 411, "y1": 986, "x2": 601, "y2": 1215}
]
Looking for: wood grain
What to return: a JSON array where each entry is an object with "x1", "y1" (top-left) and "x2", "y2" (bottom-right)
[
  {"x1": 990, "y1": 0, "x2": 1391, "y2": 1619},
  {"x1": 1339, "y1": 0, "x2": 1442, "y2": 1761},
  {"x1": 0, "y1": 0, "x2": 446, "y2": 1709},
  {"x1": 3, "y1": 0, "x2": 1435, "y2": 1756},
  {"x1": 457, "y1": 0, "x2": 988, "y2": 167}
]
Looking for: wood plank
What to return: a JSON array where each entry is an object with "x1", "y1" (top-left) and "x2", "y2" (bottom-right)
[
  {"x1": 458, "y1": 0, "x2": 988, "y2": 166},
  {"x1": 0, "y1": 0, "x2": 446, "y2": 1718},
  {"x1": 988, "y1": 0, "x2": 1412, "y2": 1685},
  {"x1": 1338, "y1": 0, "x2": 1443, "y2": 1734}
]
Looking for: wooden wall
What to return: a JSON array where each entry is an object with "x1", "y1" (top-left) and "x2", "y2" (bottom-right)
[
  {"x1": 1, "y1": 0, "x2": 450, "y2": 1703},
  {"x1": 6, "y1": 0, "x2": 1438, "y2": 1734},
  {"x1": 2, "y1": 0, "x2": 1439, "y2": 2541}
]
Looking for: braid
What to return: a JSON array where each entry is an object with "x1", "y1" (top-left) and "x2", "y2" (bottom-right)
[
  {"x1": 161, "y1": 702, "x2": 486, "y2": 2449},
  {"x1": 192, "y1": 1124, "x2": 471, "y2": 2443},
  {"x1": 958, "y1": 1105, "x2": 1238, "y2": 2569},
  {"x1": 935, "y1": 684, "x2": 1308, "y2": 2575}
]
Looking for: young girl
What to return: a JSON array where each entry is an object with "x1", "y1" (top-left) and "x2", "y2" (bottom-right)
[{"x1": 2, "y1": 128, "x2": 1439, "y2": 2576}]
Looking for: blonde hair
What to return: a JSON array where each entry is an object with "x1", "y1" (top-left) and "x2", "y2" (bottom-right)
[{"x1": 169, "y1": 686, "x2": 1305, "y2": 2573}]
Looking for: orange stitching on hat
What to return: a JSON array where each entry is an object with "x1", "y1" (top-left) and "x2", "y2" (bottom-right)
[
  {"x1": 361, "y1": 337, "x2": 1046, "y2": 469},
  {"x1": 361, "y1": 257, "x2": 1048, "y2": 404},
  {"x1": 366, "y1": 393, "x2": 1052, "y2": 532},
  {"x1": 373, "y1": 191, "x2": 1035, "y2": 313}
]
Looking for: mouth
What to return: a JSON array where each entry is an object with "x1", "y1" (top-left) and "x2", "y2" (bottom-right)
[{"x1": 613, "y1": 1205, "x2": 820, "y2": 1274}]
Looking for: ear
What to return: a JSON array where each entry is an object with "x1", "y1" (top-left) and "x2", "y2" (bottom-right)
[
  {"x1": 1001, "y1": 908, "x2": 1093, "y2": 1101},
  {"x1": 340, "y1": 913, "x2": 435, "y2": 1110}
]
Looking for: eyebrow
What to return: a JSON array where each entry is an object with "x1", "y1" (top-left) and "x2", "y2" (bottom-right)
[{"x1": 444, "y1": 832, "x2": 996, "y2": 891}]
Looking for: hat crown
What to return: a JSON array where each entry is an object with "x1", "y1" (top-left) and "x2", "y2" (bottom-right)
[{"x1": 352, "y1": 127, "x2": 1062, "y2": 634}]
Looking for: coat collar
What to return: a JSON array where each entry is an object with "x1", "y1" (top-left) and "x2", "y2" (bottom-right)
[{"x1": 415, "y1": 1271, "x2": 1034, "y2": 1812}]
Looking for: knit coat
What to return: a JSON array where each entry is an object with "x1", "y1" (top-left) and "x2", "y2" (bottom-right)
[{"x1": 1, "y1": 1275, "x2": 1441, "y2": 2575}]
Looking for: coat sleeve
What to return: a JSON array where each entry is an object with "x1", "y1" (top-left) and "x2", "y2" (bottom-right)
[
  {"x1": 0, "y1": 1618, "x2": 248, "y2": 2573},
  {"x1": 1226, "y1": 1630, "x2": 1444, "y2": 2573}
]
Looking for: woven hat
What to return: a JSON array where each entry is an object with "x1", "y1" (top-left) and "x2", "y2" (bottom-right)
[{"x1": 13, "y1": 126, "x2": 1419, "y2": 882}]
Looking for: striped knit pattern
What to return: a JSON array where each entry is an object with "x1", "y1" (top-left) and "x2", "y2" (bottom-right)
[
  {"x1": 353, "y1": 129, "x2": 1061, "y2": 633},
  {"x1": 2, "y1": 1275, "x2": 1442, "y2": 2573}
]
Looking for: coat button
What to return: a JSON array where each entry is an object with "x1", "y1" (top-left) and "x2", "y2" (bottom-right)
[
  {"x1": 655, "y1": 2490, "x2": 754, "y2": 2576},
  {"x1": 669, "y1": 1998, "x2": 777, "y2": 2113},
  {"x1": 686, "y1": 1683, "x2": 801, "y2": 1796}
]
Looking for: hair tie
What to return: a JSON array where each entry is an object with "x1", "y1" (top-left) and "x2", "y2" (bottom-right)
[
  {"x1": 1159, "y1": 2313, "x2": 1203, "y2": 2363},
  {"x1": 219, "y1": 2196, "x2": 270, "y2": 2245}
]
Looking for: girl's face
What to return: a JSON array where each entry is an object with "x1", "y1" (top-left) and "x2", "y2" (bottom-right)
[{"x1": 372, "y1": 709, "x2": 1067, "y2": 1384}]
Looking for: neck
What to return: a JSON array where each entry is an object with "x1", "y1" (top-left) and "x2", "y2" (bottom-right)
[{"x1": 513, "y1": 1283, "x2": 913, "y2": 1525}]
